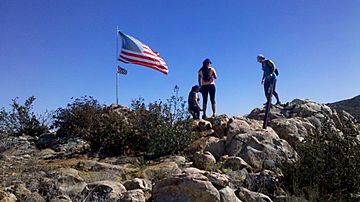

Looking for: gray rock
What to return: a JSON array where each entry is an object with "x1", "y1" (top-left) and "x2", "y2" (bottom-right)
[
  {"x1": 205, "y1": 172, "x2": 229, "y2": 189},
  {"x1": 207, "y1": 115, "x2": 229, "y2": 138},
  {"x1": 225, "y1": 132, "x2": 297, "y2": 171},
  {"x1": 12, "y1": 184, "x2": 31, "y2": 201},
  {"x1": 52, "y1": 138, "x2": 90, "y2": 154},
  {"x1": 187, "y1": 136, "x2": 221, "y2": 154},
  {"x1": 193, "y1": 151, "x2": 216, "y2": 171},
  {"x1": 119, "y1": 189, "x2": 146, "y2": 202},
  {"x1": 57, "y1": 168, "x2": 87, "y2": 197},
  {"x1": 221, "y1": 156, "x2": 252, "y2": 171},
  {"x1": 204, "y1": 139, "x2": 225, "y2": 160},
  {"x1": 36, "y1": 133, "x2": 61, "y2": 149},
  {"x1": 237, "y1": 187, "x2": 273, "y2": 202},
  {"x1": 78, "y1": 180, "x2": 127, "y2": 202},
  {"x1": 123, "y1": 178, "x2": 151, "y2": 191},
  {"x1": 193, "y1": 119, "x2": 213, "y2": 131},
  {"x1": 219, "y1": 187, "x2": 242, "y2": 202},
  {"x1": 152, "y1": 173, "x2": 220, "y2": 202}
]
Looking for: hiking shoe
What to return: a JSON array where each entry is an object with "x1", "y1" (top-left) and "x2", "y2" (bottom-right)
[
  {"x1": 202, "y1": 115, "x2": 207, "y2": 119},
  {"x1": 275, "y1": 101, "x2": 282, "y2": 105},
  {"x1": 212, "y1": 114, "x2": 216, "y2": 118}
]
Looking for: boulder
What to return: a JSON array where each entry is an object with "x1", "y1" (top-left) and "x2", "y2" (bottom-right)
[
  {"x1": 269, "y1": 118, "x2": 314, "y2": 147},
  {"x1": 0, "y1": 190, "x2": 16, "y2": 202},
  {"x1": 226, "y1": 117, "x2": 261, "y2": 145},
  {"x1": 221, "y1": 156, "x2": 252, "y2": 172},
  {"x1": 119, "y1": 189, "x2": 146, "y2": 202},
  {"x1": 78, "y1": 180, "x2": 127, "y2": 202},
  {"x1": 123, "y1": 178, "x2": 151, "y2": 191},
  {"x1": 182, "y1": 167, "x2": 206, "y2": 175},
  {"x1": 152, "y1": 173, "x2": 220, "y2": 202},
  {"x1": 205, "y1": 172, "x2": 229, "y2": 189},
  {"x1": 204, "y1": 139, "x2": 225, "y2": 160},
  {"x1": 187, "y1": 136, "x2": 221, "y2": 154},
  {"x1": 225, "y1": 132, "x2": 297, "y2": 171},
  {"x1": 193, "y1": 151, "x2": 216, "y2": 171},
  {"x1": 57, "y1": 168, "x2": 87, "y2": 197},
  {"x1": 207, "y1": 115, "x2": 229, "y2": 138},
  {"x1": 193, "y1": 119, "x2": 213, "y2": 131},
  {"x1": 13, "y1": 184, "x2": 31, "y2": 201},
  {"x1": 36, "y1": 133, "x2": 61, "y2": 149},
  {"x1": 51, "y1": 138, "x2": 90, "y2": 154},
  {"x1": 219, "y1": 187, "x2": 242, "y2": 202},
  {"x1": 237, "y1": 187, "x2": 273, "y2": 202}
]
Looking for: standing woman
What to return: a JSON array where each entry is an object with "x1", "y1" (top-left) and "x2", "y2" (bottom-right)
[{"x1": 198, "y1": 58, "x2": 217, "y2": 118}]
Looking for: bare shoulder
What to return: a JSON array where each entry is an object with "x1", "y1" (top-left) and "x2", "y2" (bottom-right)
[{"x1": 268, "y1": 60, "x2": 275, "y2": 65}]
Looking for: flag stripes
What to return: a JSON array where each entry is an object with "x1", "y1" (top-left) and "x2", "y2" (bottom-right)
[{"x1": 118, "y1": 31, "x2": 168, "y2": 75}]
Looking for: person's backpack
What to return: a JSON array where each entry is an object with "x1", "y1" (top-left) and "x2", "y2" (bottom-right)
[{"x1": 266, "y1": 60, "x2": 279, "y2": 76}]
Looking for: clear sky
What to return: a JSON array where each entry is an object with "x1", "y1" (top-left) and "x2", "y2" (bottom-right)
[{"x1": 0, "y1": 0, "x2": 359, "y2": 116}]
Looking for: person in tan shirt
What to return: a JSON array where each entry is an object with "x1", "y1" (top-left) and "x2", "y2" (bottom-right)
[{"x1": 198, "y1": 58, "x2": 217, "y2": 118}]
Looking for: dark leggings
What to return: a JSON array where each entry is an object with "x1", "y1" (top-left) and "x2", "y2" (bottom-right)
[
  {"x1": 189, "y1": 106, "x2": 200, "y2": 119},
  {"x1": 264, "y1": 78, "x2": 279, "y2": 100},
  {"x1": 201, "y1": 84, "x2": 216, "y2": 105}
]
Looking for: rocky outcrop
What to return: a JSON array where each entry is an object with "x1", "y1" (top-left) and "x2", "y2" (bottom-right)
[
  {"x1": 1, "y1": 98, "x2": 359, "y2": 202},
  {"x1": 247, "y1": 99, "x2": 360, "y2": 147}
]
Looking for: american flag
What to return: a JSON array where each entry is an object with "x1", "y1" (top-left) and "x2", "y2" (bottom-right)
[{"x1": 118, "y1": 31, "x2": 168, "y2": 75}]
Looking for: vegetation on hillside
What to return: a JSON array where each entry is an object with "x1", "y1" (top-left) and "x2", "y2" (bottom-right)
[
  {"x1": 0, "y1": 92, "x2": 359, "y2": 201},
  {"x1": 280, "y1": 120, "x2": 360, "y2": 201}
]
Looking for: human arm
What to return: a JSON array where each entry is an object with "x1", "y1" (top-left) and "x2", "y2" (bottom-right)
[
  {"x1": 212, "y1": 68, "x2": 217, "y2": 79},
  {"x1": 198, "y1": 72, "x2": 202, "y2": 88},
  {"x1": 193, "y1": 93, "x2": 201, "y2": 110}
]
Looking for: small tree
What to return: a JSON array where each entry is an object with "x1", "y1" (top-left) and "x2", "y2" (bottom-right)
[{"x1": 0, "y1": 96, "x2": 49, "y2": 136}]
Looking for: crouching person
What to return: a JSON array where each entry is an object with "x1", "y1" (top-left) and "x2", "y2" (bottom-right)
[{"x1": 188, "y1": 85, "x2": 202, "y2": 119}]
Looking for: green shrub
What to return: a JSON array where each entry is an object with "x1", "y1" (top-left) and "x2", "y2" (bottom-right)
[
  {"x1": 280, "y1": 121, "x2": 360, "y2": 201},
  {"x1": 53, "y1": 96, "x2": 133, "y2": 155},
  {"x1": 130, "y1": 86, "x2": 195, "y2": 156},
  {"x1": 53, "y1": 87, "x2": 196, "y2": 156},
  {"x1": 0, "y1": 96, "x2": 49, "y2": 136}
]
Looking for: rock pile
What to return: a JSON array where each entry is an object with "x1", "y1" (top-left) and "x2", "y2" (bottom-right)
[{"x1": 0, "y1": 99, "x2": 359, "y2": 202}]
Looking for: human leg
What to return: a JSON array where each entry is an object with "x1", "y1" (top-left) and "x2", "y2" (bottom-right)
[
  {"x1": 209, "y1": 85, "x2": 216, "y2": 117},
  {"x1": 272, "y1": 79, "x2": 281, "y2": 104},
  {"x1": 201, "y1": 85, "x2": 209, "y2": 118}
]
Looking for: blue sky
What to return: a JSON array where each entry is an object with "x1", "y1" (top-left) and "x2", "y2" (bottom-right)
[{"x1": 0, "y1": 0, "x2": 359, "y2": 116}]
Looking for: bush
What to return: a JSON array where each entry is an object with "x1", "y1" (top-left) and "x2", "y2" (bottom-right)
[
  {"x1": 280, "y1": 120, "x2": 360, "y2": 201},
  {"x1": 0, "y1": 96, "x2": 49, "y2": 136},
  {"x1": 53, "y1": 96, "x2": 133, "y2": 155},
  {"x1": 53, "y1": 87, "x2": 196, "y2": 156},
  {"x1": 130, "y1": 86, "x2": 195, "y2": 156}
]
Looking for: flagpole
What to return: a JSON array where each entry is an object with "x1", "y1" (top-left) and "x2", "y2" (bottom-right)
[{"x1": 116, "y1": 26, "x2": 119, "y2": 105}]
